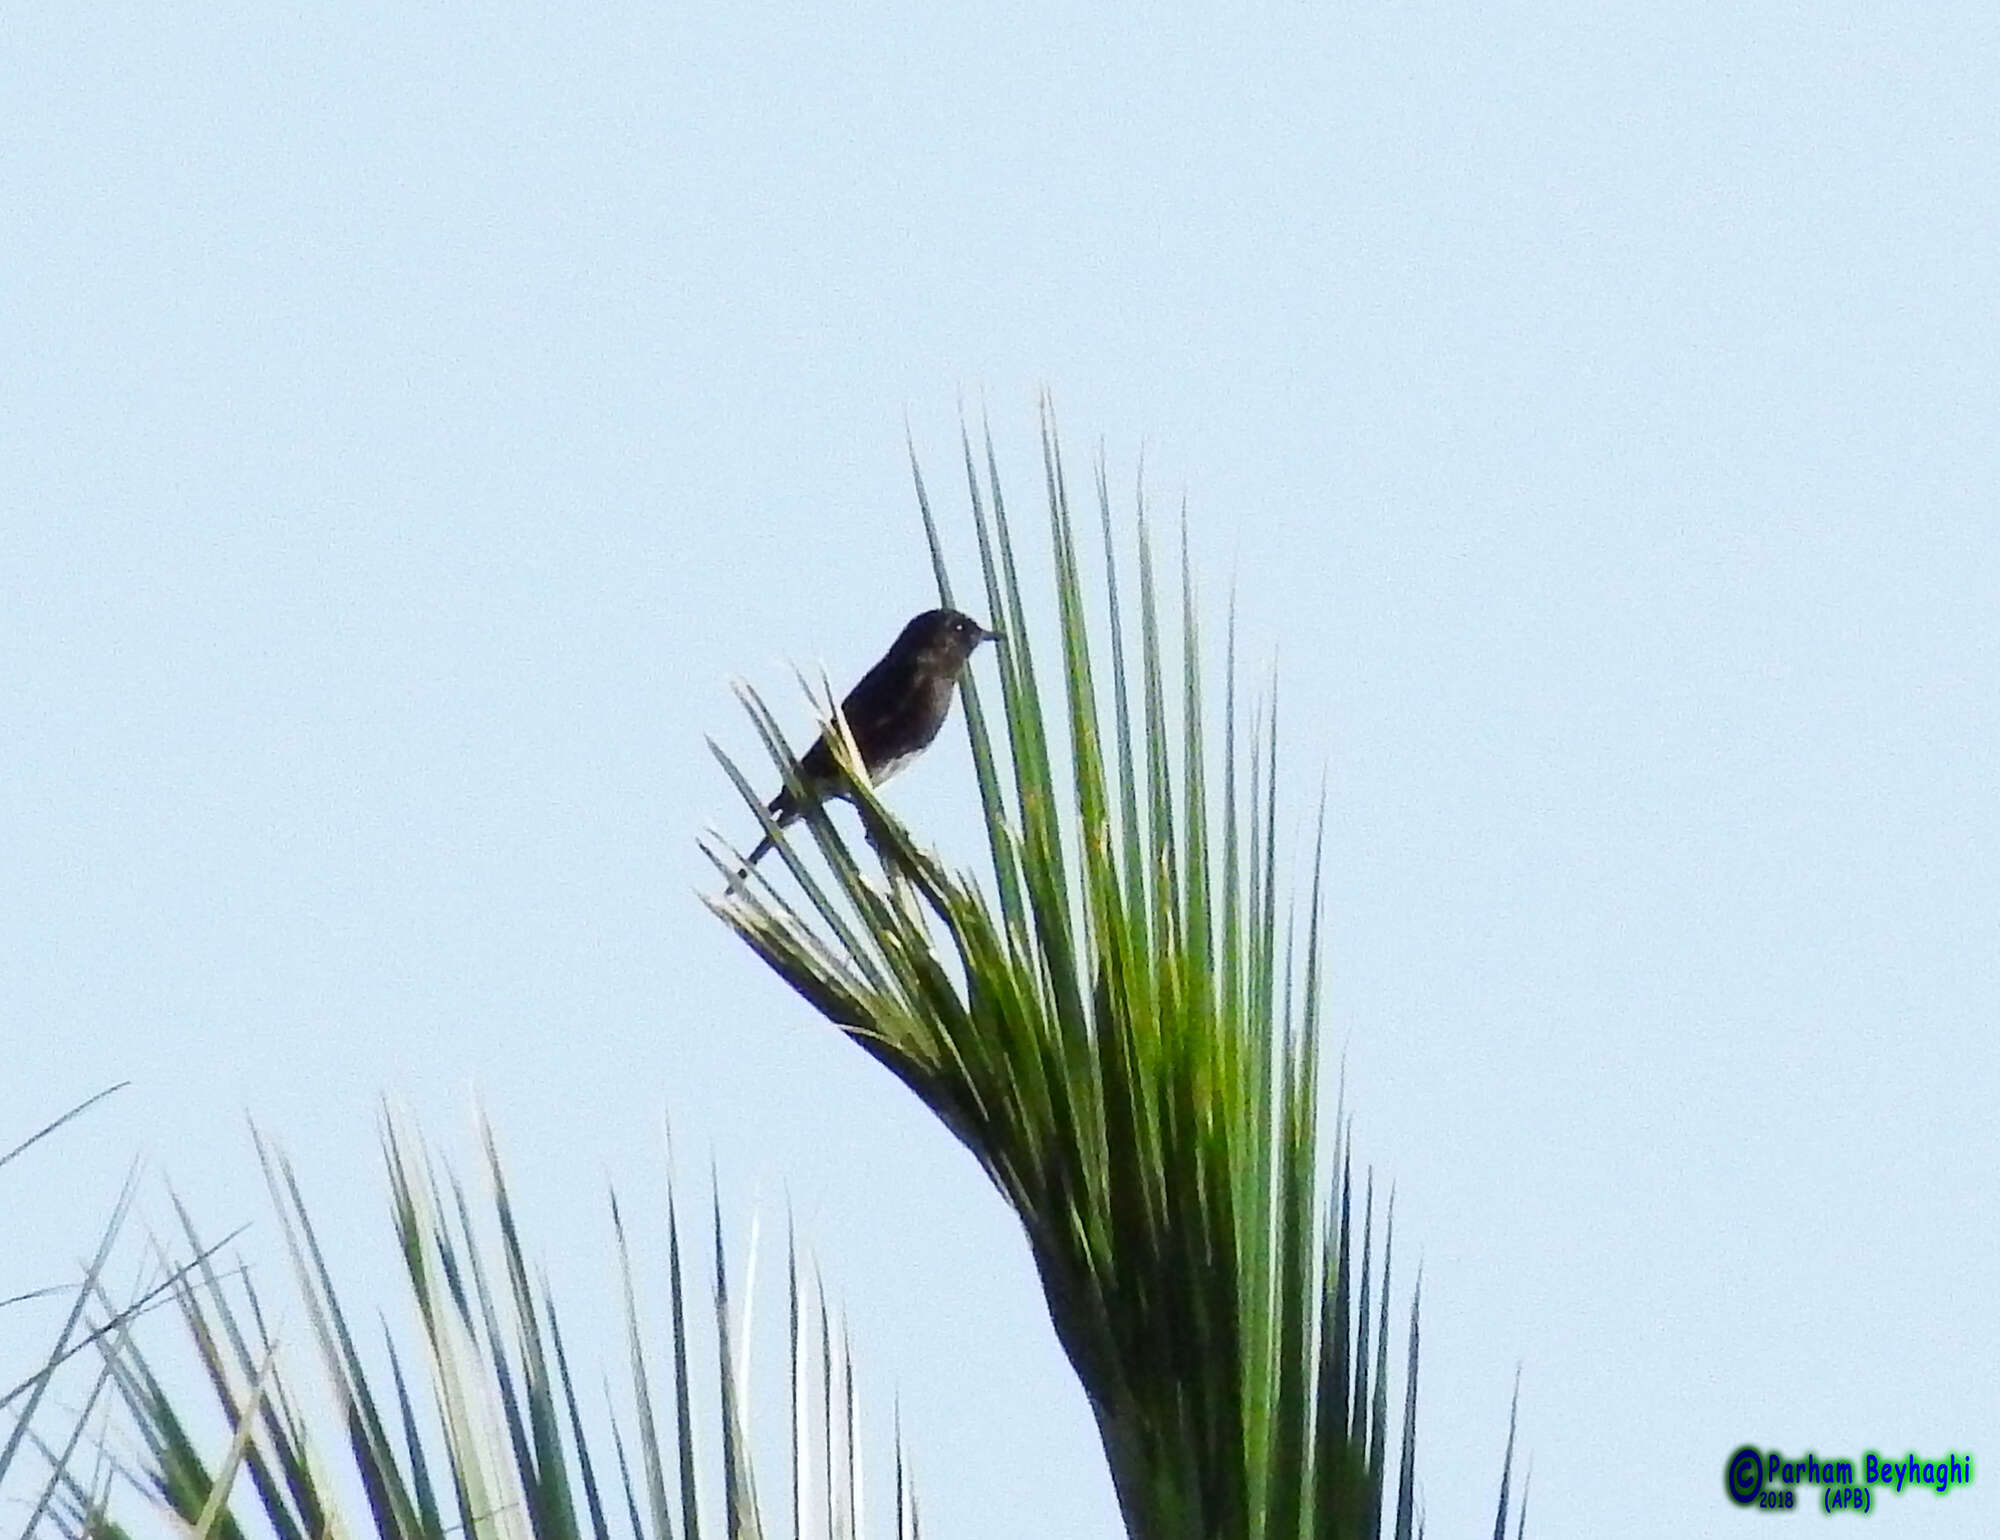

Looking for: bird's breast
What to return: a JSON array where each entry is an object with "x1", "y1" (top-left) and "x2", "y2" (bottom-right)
[{"x1": 869, "y1": 749, "x2": 920, "y2": 786}]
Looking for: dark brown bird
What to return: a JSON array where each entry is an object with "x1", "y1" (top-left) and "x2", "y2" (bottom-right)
[{"x1": 745, "y1": 607, "x2": 1000, "y2": 868}]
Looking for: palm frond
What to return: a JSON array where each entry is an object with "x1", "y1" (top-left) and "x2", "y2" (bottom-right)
[
  {"x1": 709, "y1": 405, "x2": 1439, "y2": 1538},
  {"x1": 75, "y1": 1116, "x2": 913, "y2": 1540},
  {"x1": 0, "y1": 1086, "x2": 177, "y2": 1537}
]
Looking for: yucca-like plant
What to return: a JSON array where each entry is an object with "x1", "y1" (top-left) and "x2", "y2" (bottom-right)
[
  {"x1": 709, "y1": 409, "x2": 1494, "y2": 1540},
  {"x1": 69, "y1": 1117, "x2": 916, "y2": 1540},
  {"x1": 1, "y1": 1085, "x2": 189, "y2": 1538}
]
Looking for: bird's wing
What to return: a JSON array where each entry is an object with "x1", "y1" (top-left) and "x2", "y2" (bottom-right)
[{"x1": 834, "y1": 652, "x2": 921, "y2": 754}]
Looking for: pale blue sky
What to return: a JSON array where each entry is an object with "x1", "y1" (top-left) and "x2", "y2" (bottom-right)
[{"x1": 4, "y1": 4, "x2": 1996, "y2": 1537}]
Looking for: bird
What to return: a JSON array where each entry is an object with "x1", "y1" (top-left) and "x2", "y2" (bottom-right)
[{"x1": 742, "y1": 607, "x2": 1001, "y2": 870}]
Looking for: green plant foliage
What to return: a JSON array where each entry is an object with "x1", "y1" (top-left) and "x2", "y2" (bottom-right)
[
  {"x1": 0, "y1": 1085, "x2": 177, "y2": 1538},
  {"x1": 69, "y1": 1118, "x2": 911, "y2": 1540},
  {"x1": 709, "y1": 408, "x2": 1458, "y2": 1539}
]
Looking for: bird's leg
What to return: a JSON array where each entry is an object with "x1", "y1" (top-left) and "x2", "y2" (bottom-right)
[{"x1": 859, "y1": 812, "x2": 906, "y2": 885}]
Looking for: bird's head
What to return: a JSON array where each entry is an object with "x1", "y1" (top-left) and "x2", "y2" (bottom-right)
[{"x1": 901, "y1": 607, "x2": 1002, "y2": 673}]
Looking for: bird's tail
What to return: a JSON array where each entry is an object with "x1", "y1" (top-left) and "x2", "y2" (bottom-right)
[{"x1": 729, "y1": 789, "x2": 796, "y2": 891}]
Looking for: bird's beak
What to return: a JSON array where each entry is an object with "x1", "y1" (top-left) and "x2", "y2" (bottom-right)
[{"x1": 979, "y1": 626, "x2": 1004, "y2": 646}]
